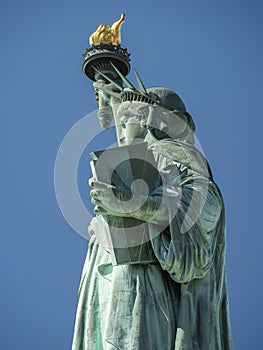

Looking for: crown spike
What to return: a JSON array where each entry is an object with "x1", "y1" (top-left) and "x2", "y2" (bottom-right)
[
  {"x1": 134, "y1": 68, "x2": 147, "y2": 95},
  {"x1": 92, "y1": 66, "x2": 123, "y2": 91},
  {"x1": 95, "y1": 86, "x2": 121, "y2": 99},
  {"x1": 110, "y1": 62, "x2": 137, "y2": 91}
]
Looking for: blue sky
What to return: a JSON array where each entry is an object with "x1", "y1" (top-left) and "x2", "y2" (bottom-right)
[{"x1": 2, "y1": 0, "x2": 263, "y2": 349}]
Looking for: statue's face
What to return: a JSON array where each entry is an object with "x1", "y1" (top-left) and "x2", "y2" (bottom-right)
[{"x1": 116, "y1": 101, "x2": 148, "y2": 144}]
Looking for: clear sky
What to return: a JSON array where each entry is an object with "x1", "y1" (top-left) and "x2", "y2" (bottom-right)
[{"x1": 2, "y1": 0, "x2": 263, "y2": 349}]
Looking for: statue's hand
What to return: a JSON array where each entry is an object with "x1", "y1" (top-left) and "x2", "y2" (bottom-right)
[
  {"x1": 89, "y1": 178, "x2": 168, "y2": 223},
  {"x1": 89, "y1": 178, "x2": 144, "y2": 217},
  {"x1": 93, "y1": 80, "x2": 112, "y2": 107},
  {"x1": 93, "y1": 80, "x2": 119, "y2": 102}
]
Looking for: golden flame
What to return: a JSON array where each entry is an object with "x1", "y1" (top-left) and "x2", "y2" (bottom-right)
[{"x1": 89, "y1": 13, "x2": 125, "y2": 46}]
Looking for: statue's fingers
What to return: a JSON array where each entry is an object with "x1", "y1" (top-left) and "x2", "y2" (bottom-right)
[
  {"x1": 88, "y1": 177, "x2": 95, "y2": 187},
  {"x1": 92, "y1": 180, "x2": 113, "y2": 191},
  {"x1": 91, "y1": 197, "x2": 101, "y2": 205},
  {"x1": 90, "y1": 189, "x2": 110, "y2": 204},
  {"x1": 94, "y1": 205, "x2": 107, "y2": 215},
  {"x1": 90, "y1": 189, "x2": 97, "y2": 197},
  {"x1": 93, "y1": 80, "x2": 105, "y2": 89}
]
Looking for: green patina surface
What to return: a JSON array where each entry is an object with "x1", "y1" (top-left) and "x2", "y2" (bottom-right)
[{"x1": 72, "y1": 86, "x2": 233, "y2": 350}]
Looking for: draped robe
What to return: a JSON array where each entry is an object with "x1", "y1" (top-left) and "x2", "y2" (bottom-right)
[{"x1": 72, "y1": 139, "x2": 233, "y2": 350}]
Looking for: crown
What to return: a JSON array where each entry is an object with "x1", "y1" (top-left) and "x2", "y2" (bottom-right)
[
  {"x1": 93, "y1": 63, "x2": 161, "y2": 105},
  {"x1": 93, "y1": 63, "x2": 196, "y2": 132}
]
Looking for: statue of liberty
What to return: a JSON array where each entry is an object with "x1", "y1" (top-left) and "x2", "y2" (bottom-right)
[{"x1": 72, "y1": 14, "x2": 233, "y2": 350}]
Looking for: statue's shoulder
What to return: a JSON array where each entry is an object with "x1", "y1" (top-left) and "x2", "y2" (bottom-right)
[
  {"x1": 150, "y1": 140, "x2": 213, "y2": 179},
  {"x1": 149, "y1": 139, "x2": 200, "y2": 164}
]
